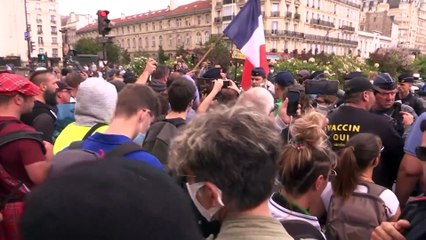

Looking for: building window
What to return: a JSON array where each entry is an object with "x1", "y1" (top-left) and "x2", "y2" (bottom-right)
[
  {"x1": 145, "y1": 23, "x2": 148, "y2": 31},
  {"x1": 39, "y1": 48, "x2": 44, "y2": 54},
  {"x1": 35, "y1": 3, "x2": 41, "y2": 11},
  {"x1": 50, "y1": 15, "x2": 56, "y2": 24},
  {"x1": 133, "y1": 25, "x2": 136, "y2": 32},
  {"x1": 49, "y1": 4, "x2": 55, "y2": 12},
  {"x1": 177, "y1": 34, "x2": 181, "y2": 46},
  {"x1": 127, "y1": 39, "x2": 130, "y2": 49},
  {"x1": 204, "y1": 31, "x2": 210, "y2": 43},
  {"x1": 152, "y1": 22, "x2": 155, "y2": 30},
  {"x1": 145, "y1": 37, "x2": 148, "y2": 48},
  {"x1": 167, "y1": 20, "x2": 171, "y2": 28},
  {"x1": 51, "y1": 26, "x2": 57, "y2": 34},
  {"x1": 37, "y1": 25, "x2": 43, "y2": 34},
  {"x1": 223, "y1": 5, "x2": 233, "y2": 17},
  {"x1": 159, "y1": 21, "x2": 163, "y2": 30},
  {"x1": 138, "y1": 37, "x2": 142, "y2": 50},
  {"x1": 271, "y1": 3, "x2": 279, "y2": 16},
  {"x1": 36, "y1": 14, "x2": 42, "y2": 23},
  {"x1": 152, "y1": 36, "x2": 156, "y2": 48},
  {"x1": 133, "y1": 38, "x2": 136, "y2": 49},
  {"x1": 52, "y1": 37, "x2": 57, "y2": 45},
  {"x1": 139, "y1": 24, "x2": 142, "y2": 31},
  {"x1": 127, "y1": 26, "x2": 130, "y2": 33},
  {"x1": 198, "y1": 16, "x2": 202, "y2": 25},
  {"x1": 159, "y1": 36, "x2": 163, "y2": 47},
  {"x1": 186, "y1": 33, "x2": 191, "y2": 45},
  {"x1": 38, "y1": 36, "x2": 44, "y2": 45},
  {"x1": 272, "y1": 21, "x2": 278, "y2": 34},
  {"x1": 306, "y1": 12, "x2": 309, "y2": 22},
  {"x1": 169, "y1": 35, "x2": 173, "y2": 46},
  {"x1": 206, "y1": 14, "x2": 210, "y2": 24},
  {"x1": 196, "y1": 32, "x2": 202, "y2": 45},
  {"x1": 52, "y1": 48, "x2": 58, "y2": 57}
]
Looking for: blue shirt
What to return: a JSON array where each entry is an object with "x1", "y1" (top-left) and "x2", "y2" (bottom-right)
[
  {"x1": 80, "y1": 132, "x2": 164, "y2": 170},
  {"x1": 404, "y1": 112, "x2": 426, "y2": 156}
]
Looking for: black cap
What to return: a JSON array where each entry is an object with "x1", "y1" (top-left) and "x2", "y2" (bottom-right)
[
  {"x1": 343, "y1": 71, "x2": 364, "y2": 80},
  {"x1": 202, "y1": 68, "x2": 222, "y2": 79},
  {"x1": 251, "y1": 67, "x2": 266, "y2": 78},
  {"x1": 308, "y1": 70, "x2": 325, "y2": 80},
  {"x1": 398, "y1": 73, "x2": 415, "y2": 84},
  {"x1": 56, "y1": 81, "x2": 72, "y2": 91},
  {"x1": 344, "y1": 77, "x2": 373, "y2": 95},
  {"x1": 274, "y1": 71, "x2": 294, "y2": 87},
  {"x1": 373, "y1": 73, "x2": 396, "y2": 90}
]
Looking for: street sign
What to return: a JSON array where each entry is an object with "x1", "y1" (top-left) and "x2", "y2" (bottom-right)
[{"x1": 24, "y1": 32, "x2": 29, "y2": 41}]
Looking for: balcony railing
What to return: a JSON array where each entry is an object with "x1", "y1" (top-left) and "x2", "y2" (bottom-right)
[
  {"x1": 294, "y1": 13, "x2": 301, "y2": 20},
  {"x1": 340, "y1": 25, "x2": 355, "y2": 31},
  {"x1": 286, "y1": 12, "x2": 293, "y2": 19},
  {"x1": 310, "y1": 18, "x2": 335, "y2": 28},
  {"x1": 270, "y1": 11, "x2": 280, "y2": 17},
  {"x1": 304, "y1": 34, "x2": 358, "y2": 45},
  {"x1": 335, "y1": 0, "x2": 361, "y2": 9},
  {"x1": 222, "y1": 15, "x2": 234, "y2": 21},
  {"x1": 51, "y1": 31, "x2": 57, "y2": 35},
  {"x1": 265, "y1": 30, "x2": 305, "y2": 38}
]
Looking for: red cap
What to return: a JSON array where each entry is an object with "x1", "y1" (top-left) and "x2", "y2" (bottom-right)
[{"x1": 0, "y1": 73, "x2": 41, "y2": 97}]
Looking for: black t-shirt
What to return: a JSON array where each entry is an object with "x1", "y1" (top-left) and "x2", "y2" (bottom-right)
[
  {"x1": 327, "y1": 105, "x2": 404, "y2": 189},
  {"x1": 21, "y1": 101, "x2": 57, "y2": 143}
]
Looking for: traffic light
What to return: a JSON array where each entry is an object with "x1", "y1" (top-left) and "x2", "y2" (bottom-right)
[
  {"x1": 37, "y1": 54, "x2": 46, "y2": 62},
  {"x1": 30, "y1": 41, "x2": 35, "y2": 52},
  {"x1": 97, "y1": 10, "x2": 111, "y2": 35}
]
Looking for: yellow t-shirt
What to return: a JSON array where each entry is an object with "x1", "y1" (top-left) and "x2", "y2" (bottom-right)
[{"x1": 53, "y1": 123, "x2": 108, "y2": 154}]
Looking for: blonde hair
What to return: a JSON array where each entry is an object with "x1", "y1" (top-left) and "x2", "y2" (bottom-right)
[{"x1": 289, "y1": 110, "x2": 328, "y2": 149}]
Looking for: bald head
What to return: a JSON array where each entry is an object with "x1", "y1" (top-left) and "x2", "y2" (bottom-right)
[{"x1": 236, "y1": 87, "x2": 274, "y2": 115}]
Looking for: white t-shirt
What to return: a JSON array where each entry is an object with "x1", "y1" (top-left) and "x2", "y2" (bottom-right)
[{"x1": 321, "y1": 182, "x2": 399, "y2": 219}]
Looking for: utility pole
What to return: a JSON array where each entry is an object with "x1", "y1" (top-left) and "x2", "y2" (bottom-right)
[{"x1": 24, "y1": 0, "x2": 32, "y2": 68}]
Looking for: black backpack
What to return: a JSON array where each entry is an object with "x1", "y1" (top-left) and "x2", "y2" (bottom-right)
[
  {"x1": 50, "y1": 141, "x2": 142, "y2": 178},
  {"x1": 280, "y1": 219, "x2": 326, "y2": 240},
  {"x1": 142, "y1": 118, "x2": 186, "y2": 165},
  {"x1": 400, "y1": 196, "x2": 426, "y2": 240}
]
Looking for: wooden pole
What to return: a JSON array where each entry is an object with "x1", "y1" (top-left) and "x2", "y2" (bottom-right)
[{"x1": 192, "y1": 34, "x2": 225, "y2": 71}]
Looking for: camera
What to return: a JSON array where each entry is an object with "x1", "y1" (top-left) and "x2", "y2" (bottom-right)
[{"x1": 305, "y1": 79, "x2": 339, "y2": 95}]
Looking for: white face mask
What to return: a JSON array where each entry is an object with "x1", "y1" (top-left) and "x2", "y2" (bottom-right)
[{"x1": 186, "y1": 182, "x2": 225, "y2": 221}]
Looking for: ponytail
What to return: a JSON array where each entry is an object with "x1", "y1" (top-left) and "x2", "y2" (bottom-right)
[{"x1": 332, "y1": 146, "x2": 360, "y2": 199}]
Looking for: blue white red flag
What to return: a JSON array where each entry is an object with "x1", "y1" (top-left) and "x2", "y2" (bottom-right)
[{"x1": 224, "y1": 0, "x2": 269, "y2": 91}]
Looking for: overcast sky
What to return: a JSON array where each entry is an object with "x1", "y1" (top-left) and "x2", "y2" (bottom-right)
[{"x1": 58, "y1": 0, "x2": 197, "y2": 18}]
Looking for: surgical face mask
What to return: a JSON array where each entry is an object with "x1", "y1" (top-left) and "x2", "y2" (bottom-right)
[{"x1": 186, "y1": 182, "x2": 225, "y2": 221}]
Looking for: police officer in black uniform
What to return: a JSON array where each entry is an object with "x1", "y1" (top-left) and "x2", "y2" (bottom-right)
[
  {"x1": 371, "y1": 73, "x2": 417, "y2": 139},
  {"x1": 327, "y1": 77, "x2": 404, "y2": 189},
  {"x1": 397, "y1": 73, "x2": 425, "y2": 116}
]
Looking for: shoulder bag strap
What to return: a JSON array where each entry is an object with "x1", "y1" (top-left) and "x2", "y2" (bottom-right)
[{"x1": 105, "y1": 142, "x2": 143, "y2": 159}]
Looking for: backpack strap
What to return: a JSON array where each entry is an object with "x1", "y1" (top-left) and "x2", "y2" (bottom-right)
[
  {"x1": 359, "y1": 180, "x2": 387, "y2": 197},
  {"x1": 82, "y1": 123, "x2": 107, "y2": 140},
  {"x1": 281, "y1": 219, "x2": 326, "y2": 240},
  {"x1": 68, "y1": 141, "x2": 83, "y2": 150},
  {"x1": 162, "y1": 118, "x2": 186, "y2": 128},
  {"x1": 104, "y1": 142, "x2": 143, "y2": 159}
]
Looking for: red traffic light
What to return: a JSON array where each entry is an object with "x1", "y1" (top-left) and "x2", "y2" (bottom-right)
[{"x1": 98, "y1": 10, "x2": 109, "y2": 17}]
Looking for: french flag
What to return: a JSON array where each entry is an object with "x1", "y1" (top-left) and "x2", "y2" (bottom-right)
[{"x1": 224, "y1": 0, "x2": 269, "y2": 91}]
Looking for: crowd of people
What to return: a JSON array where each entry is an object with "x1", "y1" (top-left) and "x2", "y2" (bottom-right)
[{"x1": 0, "y1": 57, "x2": 425, "y2": 240}]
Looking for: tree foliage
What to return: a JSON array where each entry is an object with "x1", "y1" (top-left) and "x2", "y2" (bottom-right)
[
  {"x1": 105, "y1": 44, "x2": 121, "y2": 64},
  {"x1": 158, "y1": 46, "x2": 169, "y2": 64},
  {"x1": 367, "y1": 48, "x2": 416, "y2": 78},
  {"x1": 74, "y1": 38, "x2": 101, "y2": 55}
]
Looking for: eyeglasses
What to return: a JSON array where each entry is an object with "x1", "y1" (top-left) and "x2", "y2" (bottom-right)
[{"x1": 380, "y1": 146, "x2": 384, "y2": 153}]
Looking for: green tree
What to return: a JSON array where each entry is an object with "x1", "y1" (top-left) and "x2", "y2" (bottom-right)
[
  {"x1": 176, "y1": 46, "x2": 188, "y2": 57},
  {"x1": 74, "y1": 38, "x2": 101, "y2": 54},
  {"x1": 413, "y1": 55, "x2": 426, "y2": 79},
  {"x1": 158, "y1": 45, "x2": 168, "y2": 64},
  {"x1": 120, "y1": 49, "x2": 131, "y2": 65},
  {"x1": 105, "y1": 44, "x2": 121, "y2": 64},
  {"x1": 203, "y1": 35, "x2": 230, "y2": 71}
]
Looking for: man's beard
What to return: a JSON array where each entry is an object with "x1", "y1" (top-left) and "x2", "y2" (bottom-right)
[{"x1": 44, "y1": 90, "x2": 57, "y2": 106}]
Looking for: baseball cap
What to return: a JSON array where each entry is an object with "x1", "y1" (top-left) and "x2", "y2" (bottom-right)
[
  {"x1": 344, "y1": 77, "x2": 373, "y2": 95},
  {"x1": 307, "y1": 70, "x2": 325, "y2": 80},
  {"x1": 0, "y1": 72, "x2": 40, "y2": 97},
  {"x1": 251, "y1": 67, "x2": 266, "y2": 78},
  {"x1": 202, "y1": 68, "x2": 222, "y2": 79},
  {"x1": 398, "y1": 73, "x2": 415, "y2": 84},
  {"x1": 297, "y1": 70, "x2": 311, "y2": 79},
  {"x1": 56, "y1": 81, "x2": 72, "y2": 92},
  {"x1": 373, "y1": 73, "x2": 396, "y2": 91},
  {"x1": 274, "y1": 71, "x2": 294, "y2": 88},
  {"x1": 343, "y1": 71, "x2": 365, "y2": 80}
]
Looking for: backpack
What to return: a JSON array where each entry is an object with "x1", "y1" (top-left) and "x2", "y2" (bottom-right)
[
  {"x1": 50, "y1": 141, "x2": 142, "y2": 178},
  {"x1": 142, "y1": 118, "x2": 186, "y2": 165},
  {"x1": 280, "y1": 220, "x2": 326, "y2": 240},
  {"x1": 400, "y1": 196, "x2": 426, "y2": 240},
  {"x1": 0, "y1": 120, "x2": 45, "y2": 203},
  {"x1": 325, "y1": 181, "x2": 388, "y2": 240}
]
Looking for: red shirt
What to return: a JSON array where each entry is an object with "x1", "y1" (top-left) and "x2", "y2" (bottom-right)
[{"x1": 0, "y1": 116, "x2": 46, "y2": 191}]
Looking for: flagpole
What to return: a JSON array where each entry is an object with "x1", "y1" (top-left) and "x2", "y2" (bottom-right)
[{"x1": 192, "y1": 34, "x2": 225, "y2": 71}]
